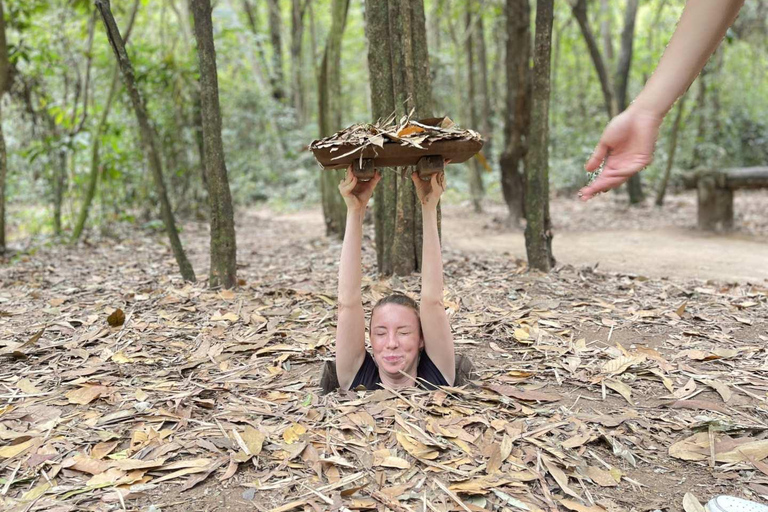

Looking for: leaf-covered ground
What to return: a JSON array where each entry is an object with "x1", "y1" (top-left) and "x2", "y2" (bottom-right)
[{"x1": 1, "y1": 196, "x2": 767, "y2": 512}]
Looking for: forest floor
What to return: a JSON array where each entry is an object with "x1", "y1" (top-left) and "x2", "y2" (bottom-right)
[{"x1": 0, "y1": 190, "x2": 767, "y2": 512}]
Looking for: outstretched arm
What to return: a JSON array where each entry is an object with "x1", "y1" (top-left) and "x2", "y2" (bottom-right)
[
  {"x1": 336, "y1": 167, "x2": 381, "y2": 390},
  {"x1": 580, "y1": 0, "x2": 744, "y2": 201},
  {"x1": 412, "y1": 171, "x2": 455, "y2": 385}
]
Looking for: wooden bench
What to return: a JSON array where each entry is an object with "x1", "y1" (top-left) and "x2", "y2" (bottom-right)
[{"x1": 689, "y1": 167, "x2": 768, "y2": 231}]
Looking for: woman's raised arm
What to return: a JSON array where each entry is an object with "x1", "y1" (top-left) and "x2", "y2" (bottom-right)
[
  {"x1": 335, "y1": 167, "x2": 381, "y2": 390},
  {"x1": 412, "y1": 171, "x2": 455, "y2": 385}
]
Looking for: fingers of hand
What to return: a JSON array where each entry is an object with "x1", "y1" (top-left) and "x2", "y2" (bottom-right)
[{"x1": 585, "y1": 142, "x2": 609, "y2": 172}]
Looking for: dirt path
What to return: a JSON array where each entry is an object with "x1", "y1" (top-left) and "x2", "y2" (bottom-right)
[{"x1": 278, "y1": 190, "x2": 768, "y2": 284}]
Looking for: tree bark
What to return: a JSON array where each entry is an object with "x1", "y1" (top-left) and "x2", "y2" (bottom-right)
[
  {"x1": 365, "y1": 0, "x2": 433, "y2": 276},
  {"x1": 291, "y1": 0, "x2": 307, "y2": 123},
  {"x1": 267, "y1": 0, "x2": 285, "y2": 101},
  {"x1": 465, "y1": 3, "x2": 484, "y2": 212},
  {"x1": 73, "y1": 0, "x2": 140, "y2": 242},
  {"x1": 476, "y1": 10, "x2": 492, "y2": 159},
  {"x1": 318, "y1": 0, "x2": 350, "y2": 239},
  {"x1": 500, "y1": 0, "x2": 530, "y2": 225},
  {"x1": 571, "y1": 0, "x2": 616, "y2": 119},
  {"x1": 241, "y1": 0, "x2": 272, "y2": 85},
  {"x1": 599, "y1": 0, "x2": 614, "y2": 68},
  {"x1": 524, "y1": 0, "x2": 555, "y2": 272},
  {"x1": 690, "y1": 71, "x2": 707, "y2": 168},
  {"x1": 655, "y1": 94, "x2": 686, "y2": 206},
  {"x1": 190, "y1": 0, "x2": 238, "y2": 289},
  {"x1": 614, "y1": 0, "x2": 643, "y2": 204},
  {"x1": 95, "y1": 0, "x2": 196, "y2": 282},
  {"x1": 0, "y1": 0, "x2": 9, "y2": 253}
]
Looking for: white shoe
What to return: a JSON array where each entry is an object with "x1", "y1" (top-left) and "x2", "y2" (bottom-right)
[{"x1": 707, "y1": 496, "x2": 768, "y2": 512}]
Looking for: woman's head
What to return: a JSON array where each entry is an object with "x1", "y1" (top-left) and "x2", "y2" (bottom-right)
[{"x1": 369, "y1": 294, "x2": 423, "y2": 379}]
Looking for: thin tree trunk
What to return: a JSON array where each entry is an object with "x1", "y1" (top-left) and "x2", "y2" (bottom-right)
[
  {"x1": 524, "y1": 0, "x2": 554, "y2": 272},
  {"x1": 615, "y1": 0, "x2": 642, "y2": 204},
  {"x1": 318, "y1": 0, "x2": 350, "y2": 239},
  {"x1": 599, "y1": 0, "x2": 614, "y2": 68},
  {"x1": 477, "y1": 10, "x2": 492, "y2": 158},
  {"x1": 241, "y1": 0, "x2": 272, "y2": 83},
  {"x1": 267, "y1": 0, "x2": 285, "y2": 101},
  {"x1": 73, "y1": 0, "x2": 140, "y2": 242},
  {"x1": 466, "y1": 3, "x2": 483, "y2": 212},
  {"x1": 366, "y1": 0, "x2": 433, "y2": 276},
  {"x1": 571, "y1": 0, "x2": 616, "y2": 119},
  {"x1": 500, "y1": 0, "x2": 530, "y2": 225},
  {"x1": 190, "y1": 0, "x2": 238, "y2": 289},
  {"x1": 53, "y1": 150, "x2": 66, "y2": 235},
  {"x1": 655, "y1": 94, "x2": 687, "y2": 206},
  {"x1": 0, "y1": 0, "x2": 10, "y2": 253},
  {"x1": 291, "y1": 0, "x2": 307, "y2": 123},
  {"x1": 95, "y1": 0, "x2": 196, "y2": 282},
  {"x1": 690, "y1": 71, "x2": 707, "y2": 168}
]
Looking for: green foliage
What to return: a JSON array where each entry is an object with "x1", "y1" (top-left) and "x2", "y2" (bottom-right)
[{"x1": 2, "y1": 0, "x2": 766, "y2": 245}]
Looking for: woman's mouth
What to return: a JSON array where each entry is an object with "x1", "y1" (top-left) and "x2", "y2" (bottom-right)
[{"x1": 383, "y1": 355, "x2": 402, "y2": 363}]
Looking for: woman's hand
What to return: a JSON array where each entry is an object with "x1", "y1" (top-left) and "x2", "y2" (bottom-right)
[
  {"x1": 579, "y1": 106, "x2": 663, "y2": 201},
  {"x1": 338, "y1": 165, "x2": 381, "y2": 211},
  {"x1": 411, "y1": 171, "x2": 446, "y2": 210}
]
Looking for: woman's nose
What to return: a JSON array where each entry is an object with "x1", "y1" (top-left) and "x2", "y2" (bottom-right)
[{"x1": 385, "y1": 334, "x2": 398, "y2": 348}]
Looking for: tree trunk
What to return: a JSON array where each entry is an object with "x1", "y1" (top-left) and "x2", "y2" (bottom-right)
[
  {"x1": 465, "y1": 3, "x2": 483, "y2": 212},
  {"x1": 655, "y1": 94, "x2": 686, "y2": 206},
  {"x1": 267, "y1": 0, "x2": 285, "y2": 101},
  {"x1": 571, "y1": 0, "x2": 616, "y2": 119},
  {"x1": 73, "y1": 0, "x2": 140, "y2": 242},
  {"x1": 524, "y1": 0, "x2": 555, "y2": 272},
  {"x1": 291, "y1": 0, "x2": 307, "y2": 123},
  {"x1": 190, "y1": 0, "x2": 238, "y2": 289},
  {"x1": 318, "y1": 0, "x2": 350, "y2": 239},
  {"x1": 241, "y1": 0, "x2": 272, "y2": 86},
  {"x1": 95, "y1": 0, "x2": 196, "y2": 282},
  {"x1": 690, "y1": 71, "x2": 707, "y2": 168},
  {"x1": 500, "y1": 0, "x2": 530, "y2": 225},
  {"x1": 365, "y1": 0, "x2": 433, "y2": 276},
  {"x1": 476, "y1": 10, "x2": 492, "y2": 159},
  {"x1": 599, "y1": 0, "x2": 614, "y2": 68},
  {"x1": 0, "y1": 104, "x2": 5, "y2": 254},
  {"x1": 53, "y1": 149, "x2": 66, "y2": 235},
  {"x1": 0, "y1": 0, "x2": 9, "y2": 253},
  {"x1": 615, "y1": 0, "x2": 643, "y2": 204}
]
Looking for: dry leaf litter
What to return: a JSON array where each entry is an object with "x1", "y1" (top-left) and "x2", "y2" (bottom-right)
[{"x1": 0, "y1": 207, "x2": 766, "y2": 512}]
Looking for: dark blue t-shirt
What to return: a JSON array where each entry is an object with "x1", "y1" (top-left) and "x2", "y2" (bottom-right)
[{"x1": 350, "y1": 351, "x2": 449, "y2": 390}]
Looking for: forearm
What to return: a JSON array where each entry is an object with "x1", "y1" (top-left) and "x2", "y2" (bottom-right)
[
  {"x1": 338, "y1": 208, "x2": 365, "y2": 306},
  {"x1": 632, "y1": 0, "x2": 743, "y2": 118},
  {"x1": 420, "y1": 207, "x2": 443, "y2": 303}
]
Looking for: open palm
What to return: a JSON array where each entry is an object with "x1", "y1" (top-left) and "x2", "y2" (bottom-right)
[{"x1": 580, "y1": 108, "x2": 663, "y2": 201}]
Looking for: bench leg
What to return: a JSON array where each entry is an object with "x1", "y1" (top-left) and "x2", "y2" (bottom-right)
[{"x1": 698, "y1": 177, "x2": 733, "y2": 231}]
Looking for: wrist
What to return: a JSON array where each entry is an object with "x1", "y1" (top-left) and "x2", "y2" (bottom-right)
[{"x1": 628, "y1": 93, "x2": 670, "y2": 121}]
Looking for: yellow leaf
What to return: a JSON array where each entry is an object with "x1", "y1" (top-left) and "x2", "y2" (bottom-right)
[
  {"x1": 559, "y1": 499, "x2": 607, "y2": 512},
  {"x1": 21, "y1": 480, "x2": 55, "y2": 501},
  {"x1": 0, "y1": 439, "x2": 35, "y2": 459},
  {"x1": 601, "y1": 355, "x2": 644, "y2": 375},
  {"x1": 683, "y1": 493, "x2": 706, "y2": 512},
  {"x1": 66, "y1": 385, "x2": 109, "y2": 405},
  {"x1": 111, "y1": 352, "x2": 134, "y2": 364},
  {"x1": 396, "y1": 432, "x2": 439, "y2": 460},
  {"x1": 282, "y1": 423, "x2": 307, "y2": 444},
  {"x1": 87, "y1": 467, "x2": 126, "y2": 486}
]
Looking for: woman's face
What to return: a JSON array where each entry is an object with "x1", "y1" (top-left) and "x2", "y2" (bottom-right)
[{"x1": 370, "y1": 303, "x2": 424, "y2": 378}]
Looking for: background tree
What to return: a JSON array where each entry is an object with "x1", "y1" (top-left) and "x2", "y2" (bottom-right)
[
  {"x1": 318, "y1": 0, "x2": 350, "y2": 238},
  {"x1": 95, "y1": 0, "x2": 196, "y2": 282},
  {"x1": 499, "y1": 0, "x2": 530, "y2": 225},
  {"x1": 0, "y1": 0, "x2": 8, "y2": 254},
  {"x1": 190, "y1": 0, "x2": 237, "y2": 289},
  {"x1": 525, "y1": 0, "x2": 555, "y2": 272},
  {"x1": 465, "y1": 2, "x2": 484, "y2": 212},
  {"x1": 365, "y1": 0, "x2": 433, "y2": 276}
]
